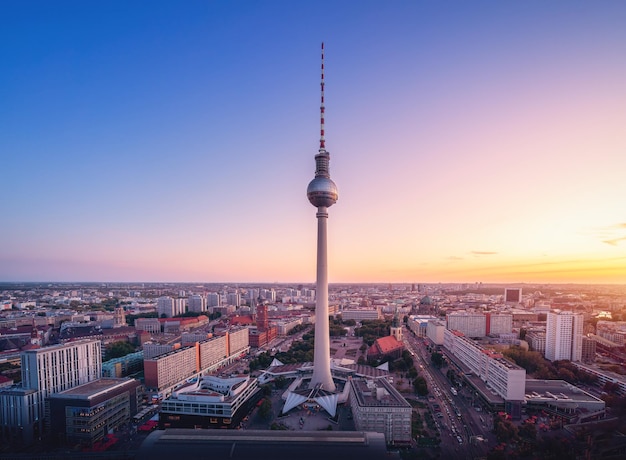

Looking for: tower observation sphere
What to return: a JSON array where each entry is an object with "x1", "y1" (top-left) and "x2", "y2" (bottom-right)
[{"x1": 307, "y1": 163, "x2": 338, "y2": 208}]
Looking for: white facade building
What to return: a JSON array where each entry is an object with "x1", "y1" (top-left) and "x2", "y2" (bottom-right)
[
  {"x1": 545, "y1": 310, "x2": 583, "y2": 362},
  {"x1": 0, "y1": 339, "x2": 102, "y2": 445},
  {"x1": 443, "y1": 329, "x2": 526, "y2": 401},
  {"x1": 341, "y1": 308, "x2": 381, "y2": 321},
  {"x1": 188, "y1": 294, "x2": 207, "y2": 313},
  {"x1": 487, "y1": 313, "x2": 513, "y2": 335},
  {"x1": 207, "y1": 292, "x2": 221, "y2": 307},
  {"x1": 157, "y1": 296, "x2": 175, "y2": 318},
  {"x1": 446, "y1": 311, "x2": 486, "y2": 337},
  {"x1": 426, "y1": 319, "x2": 446, "y2": 345}
]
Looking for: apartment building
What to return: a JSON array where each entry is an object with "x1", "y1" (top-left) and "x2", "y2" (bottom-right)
[
  {"x1": 443, "y1": 329, "x2": 526, "y2": 401},
  {"x1": 545, "y1": 310, "x2": 583, "y2": 362},
  {"x1": 446, "y1": 311, "x2": 486, "y2": 338}
]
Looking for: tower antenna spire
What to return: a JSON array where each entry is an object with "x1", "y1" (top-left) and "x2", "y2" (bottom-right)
[{"x1": 320, "y1": 42, "x2": 325, "y2": 151}]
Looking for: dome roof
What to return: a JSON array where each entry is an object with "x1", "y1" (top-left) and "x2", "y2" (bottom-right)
[{"x1": 419, "y1": 296, "x2": 433, "y2": 305}]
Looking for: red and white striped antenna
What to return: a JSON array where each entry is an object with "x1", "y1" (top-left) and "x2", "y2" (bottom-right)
[{"x1": 319, "y1": 42, "x2": 325, "y2": 151}]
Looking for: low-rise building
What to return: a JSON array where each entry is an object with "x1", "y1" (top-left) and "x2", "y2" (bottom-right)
[
  {"x1": 341, "y1": 308, "x2": 381, "y2": 321},
  {"x1": 159, "y1": 375, "x2": 259, "y2": 429}
]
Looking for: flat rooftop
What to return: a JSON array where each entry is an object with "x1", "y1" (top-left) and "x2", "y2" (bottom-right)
[
  {"x1": 136, "y1": 429, "x2": 390, "y2": 460},
  {"x1": 525, "y1": 379, "x2": 603, "y2": 403},
  {"x1": 351, "y1": 378, "x2": 411, "y2": 408},
  {"x1": 53, "y1": 378, "x2": 134, "y2": 398}
]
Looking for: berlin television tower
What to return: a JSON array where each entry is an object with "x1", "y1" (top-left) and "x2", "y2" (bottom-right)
[{"x1": 307, "y1": 42, "x2": 338, "y2": 391}]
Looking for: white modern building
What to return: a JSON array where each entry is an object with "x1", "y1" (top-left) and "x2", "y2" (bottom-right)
[
  {"x1": 341, "y1": 308, "x2": 381, "y2": 321},
  {"x1": 487, "y1": 313, "x2": 513, "y2": 335},
  {"x1": 207, "y1": 292, "x2": 221, "y2": 307},
  {"x1": 446, "y1": 311, "x2": 486, "y2": 338},
  {"x1": 188, "y1": 294, "x2": 207, "y2": 313},
  {"x1": 407, "y1": 315, "x2": 436, "y2": 338},
  {"x1": 426, "y1": 319, "x2": 446, "y2": 345},
  {"x1": 545, "y1": 310, "x2": 583, "y2": 362},
  {"x1": 444, "y1": 329, "x2": 526, "y2": 401}
]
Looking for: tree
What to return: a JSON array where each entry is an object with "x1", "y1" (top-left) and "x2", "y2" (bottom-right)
[
  {"x1": 431, "y1": 351, "x2": 444, "y2": 368},
  {"x1": 259, "y1": 398, "x2": 272, "y2": 419},
  {"x1": 413, "y1": 376, "x2": 428, "y2": 396},
  {"x1": 209, "y1": 311, "x2": 222, "y2": 320},
  {"x1": 104, "y1": 341, "x2": 136, "y2": 361},
  {"x1": 493, "y1": 416, "x2": 518, "y2": 443}
]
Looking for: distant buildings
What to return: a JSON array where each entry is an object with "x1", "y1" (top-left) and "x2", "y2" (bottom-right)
[
  {"x1": 341, "y1": 307, "x2": 381, "y2": 321},
  {"x1": 545, "y1": 310, "x2": 583, "y2": 362},
  {"x1": 156, "y1": 296, "x2": 186, "y2": 318},
  {"x1": 188, "y1": 294, "x2": 207, "y2": 313},
  {"x1": 525, "y1": 330, "x2": 546, "y2": 354},
  {"x1": 581, "y1": 336, "x2": 597, "y2": 363},
  {"x1": 504, "y1": 288, "x2": 522, "y2": 304}
]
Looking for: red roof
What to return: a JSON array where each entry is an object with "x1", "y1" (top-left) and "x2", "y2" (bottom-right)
[
  {"x1": 231, "y1": 315, "x2": 254, "y2": 325},
  {"x1": 374, "y1": 335, "x2": 403, "y2": 354}
]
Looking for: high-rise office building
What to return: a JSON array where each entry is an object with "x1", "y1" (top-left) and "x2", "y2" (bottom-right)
[
  {"x1": 21, "y1": 338, "x2": 102, "y2": 397},
  {"x1": 0, "y1": 339, "x2": 102, "y2": 444},
  {"x1": 545, "y1": 310, "x2": 584, "y2": 362},
  {"x1": 307, "y1": 43, "x2": 338, "y2": 392}
]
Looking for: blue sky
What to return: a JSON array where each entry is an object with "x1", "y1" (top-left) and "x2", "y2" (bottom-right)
[{"x1": 2, "y1": 1, "x2": 626, "y2": 283}]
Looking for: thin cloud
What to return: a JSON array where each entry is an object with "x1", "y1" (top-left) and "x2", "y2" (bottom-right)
[
  {"x1": 603, "y1": 236, "x2": 626, "y2": 246},
  {"x1": 584, "y1": 223, "x2": 626, "y2": 244},
  {"x1": 470, "y1": 251, "x2": 498, "y2": 256},
  {"x1": 446, "y1": 256, "x2": 464, "y2": 261}
]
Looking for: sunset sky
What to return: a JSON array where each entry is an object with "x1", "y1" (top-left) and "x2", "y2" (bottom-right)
[{"x1": 2, "y1": 1, "x2": 625, "y2": 284}]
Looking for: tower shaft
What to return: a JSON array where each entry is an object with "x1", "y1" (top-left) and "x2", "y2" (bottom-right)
[{"x1": 310, "y1": 207, "x2": 335, "y2": 391}]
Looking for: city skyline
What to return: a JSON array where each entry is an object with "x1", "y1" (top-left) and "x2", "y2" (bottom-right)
[{"x1": 2, "y1": 1, "x2": 626, "y2": 284}]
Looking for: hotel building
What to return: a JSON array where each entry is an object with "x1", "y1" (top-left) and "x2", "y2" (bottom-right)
[{"x1": 0, "y1": 339, "x2": 102, "y2": 445}]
